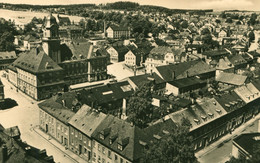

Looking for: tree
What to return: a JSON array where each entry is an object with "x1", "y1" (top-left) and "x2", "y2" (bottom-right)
[
  {"x1": 143, "y1": 124, "x2": 197, "y2": 163},
  {"x1": 127, "y1": 82, "x2": 153, "y2": 128},
  {"x1": 249, "y1": 31, "x2": 255, "y2": 43},
  {"x1": 226, "y1": 18, "x2": 233, "y2": 24},
  {"x1": 215, "y1": 19, "x2": 221, "y2": 24}
]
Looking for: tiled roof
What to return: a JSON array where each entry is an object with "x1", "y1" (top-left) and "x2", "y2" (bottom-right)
[
  {"x1": 128, "y1": 73, "x2": 165, "y2": 89},
  {"x1": 92, "y1": 115, "x2": 148, "y2": 162},
  {"x1": 38, "y1": 96, "x2": 76, "y2": 124},
  {"x1": 215, "y1": 91, "x2": 246, "y2": 113},
  {"x1": 12, "y1": 46, "x2": 63, "y2": 74},
  {"x1": 150, "y1": 46, "x2": 173, "y2": 55},
  {"x1": 108, "y1": 25, "x2": 129, "y2": 31},
  {"x1": 233, "y1": 133, "x2": 260, "y2": 156},
  {"x1": 0, "y1": 51, "x2": 17, "y2": 60},
  {"x1": 216, "y1": 57, "x2": 234, "y2": 70},
  {"x1": 168, "y1": 77, "x2": 206, "y2": 89},
  {"x1": 155, "y1": 60, "x2": 215, "y2": 81},
  {"x1": 113, "y1": 46, "x2": 129, "y2": 57},
  {"x1": 167, "y1": 98, "x2": 227, "y2": 132},
  {"x1": 79, "y1": 81, "x2": 134, "y2": 105},
  {"x1": 227, "y1": 55, "x2": 247, "y2": 66},
  {"x1": 0, "y1": 125, "x2": 53, "y2": 163},
  {"x1": 216, "y1": 72, "x2": 247, "y2": 86},
  {"x1": 69, "y1": 104, "x2": 107, "y2": 137},
  {"x1": 234, "y1": 83, "x2": 260, "y2": 104},
  {"x1": 202, "y1": 49, "x2": 230, "y2": 57}
]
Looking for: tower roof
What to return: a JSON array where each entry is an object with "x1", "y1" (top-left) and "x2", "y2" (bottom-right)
[{"x1": 44, "y1": 13, "x2": 58, "y2": 28}]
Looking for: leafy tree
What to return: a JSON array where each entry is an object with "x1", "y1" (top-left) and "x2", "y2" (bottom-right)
[
  {"x1": 0, "y1": 20, "x2": 16, "y2": 51},
  {"x1": 127, "y1": 82, "x2": 153, "y2": 128},
  {"x1": 249, "y1": 31, "x2": 255, "y2": 43},
  {"x1": 215, "y1": 19, "x2": 221, "y2": 24},
  {"x1": 226, "y1": 18, "x2": 233, "y2": 24},
  {"x1": 143, "y1": 124, "x2": 196, "y2": 163}
]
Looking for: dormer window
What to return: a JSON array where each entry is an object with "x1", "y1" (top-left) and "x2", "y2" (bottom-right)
[
  {"x1": 201, "y1": 116, "x2": 207, "y2": 121},
  {"x1": 117, "y1": 137, "x2": 129, "y2": 151},
  {"x1": 118, "y1": 144, "x2": 123, "y2": 151},
  {"x1": 109, "y1": 134, "x2": 118, "y2": 145},
  {"x1": 99, "y1": 127, "x2": 111, "y2": 140},
  {"x1": 216, "y1": 109, "x2": 222, "y2": 114},
  {"x1": 100, "y1": 134, "x2": 105, "y2": 140},
  {"x1": 208, "y1": 112, "x2": 214, "y2": 117},
  {"x1": 194, "y1": 119, "x2": 199, "y2": 123}
]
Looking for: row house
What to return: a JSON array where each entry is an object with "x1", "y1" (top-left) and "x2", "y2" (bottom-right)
[
  {"x1": 38, "y1": 96, "x2": 149, "y2": 163},
  {"x1": 38, "y1": 96, "x2": 75, "y2": 147},
  {"x1": 68, "y1": 105, "x2": 107, "y2": 161},
  {"x1": 164, "y1": 79, "x2": 260, "y2": 151}
]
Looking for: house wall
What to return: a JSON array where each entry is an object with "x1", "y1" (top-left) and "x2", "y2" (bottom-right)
[
  {"x1": 125, "y1": 51, "x2": 136, "y2": 66},
  {"x1": 164, "y1": 53, "x2": 175, "y2": 64},
  {"x1": 17, "y1": 68, "x2": 38, "y2": 99},
  {"x1": 92, "y1": 140, "x2": 132, "y2": 163},
  {"x1": 107, "y1": 47, "x2": 119, "y2": 63},
  {"x1": 39, "y1": 109, "x2": 57, "y2": 139},
  {"x1": 107, "y1": 27, "x2": 114, "y2": 38},
  {"x1": 56, "y1": 121, "x2": 70, "y2": 148},
  {"x1": 69, "y1": 126, "x2": 92, "y2": 161},
  {"x1": 8, "y1": 69, "x2": 17, "y2": 87},
  {"x1": 166, "y1": 83, "x2": 179, "y2": 96}
]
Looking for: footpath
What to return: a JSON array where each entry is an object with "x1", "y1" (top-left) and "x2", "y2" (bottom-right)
[{"x1": 33, "y1": 126, "x2": 88, "y2": 163}]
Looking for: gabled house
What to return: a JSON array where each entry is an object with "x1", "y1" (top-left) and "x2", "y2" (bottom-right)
[
  {"x1": 124, "y1": 47, "x2": 143, "y2": 67},
  {"x1": 154, "y1": 60, "x2": 216, "y2": 82},
  {"x1": 106, "y1": 46, "x2": 129, "y2": 63},
  {"x1": 106, "y1": 25, "x2": 130, "y2": 39}
]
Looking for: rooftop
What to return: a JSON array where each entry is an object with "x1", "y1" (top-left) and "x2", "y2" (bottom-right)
[{"x1": 216, "y1": 72, "x2": 247, "y2": 86}]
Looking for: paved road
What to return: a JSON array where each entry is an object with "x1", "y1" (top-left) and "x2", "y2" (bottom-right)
[
  {"x1": 0, "y1": 72, "x2": 75, "y2": 163},
  {"x1": 198, "y1": 118, "x2": 259, "y2": 163},
  {"x1": 107, "y1": 62, "x2": 144, "y2": 81}
]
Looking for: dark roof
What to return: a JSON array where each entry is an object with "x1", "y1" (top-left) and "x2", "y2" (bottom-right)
[
  {"x1": 168, "y1": 77, "x2": 206, "y2": 89},
  {"x1": 202, "y1": 49, "x2": 230, "y2": 57},
  {"x1": 108, "y1": 25, "x2": 129, "y2": 31},
  {"x1": 128, "y1": 73, "x2": 165, "y2": 88},
  {"x1": 24, "y1": 35, "x2": 37, "y2": 42},
  {"x1": 155, "y1": 60, "x2": 215, "y2": 81},
  {"x1": 233, "y1": 133, "x2": 260, "y2": 156},
  {"x1": 168, "y1": 98, "x2": 227, "y2": 131},
  {"x1": 227, "y1": 54, "x2": 247, "y2": 66},
  {"x1": 252, "y1": 78, "x2": 260, "y2": 91},
  {"x1": 80, "y1": 81, "x2": 134, "y2": 105},
  {"x1": 92, "y1": 115, "x2": 148, "y2": 162},
  {"x1": 113, "y1": 46, "x2": 129, "y2": 57},
  {"x1": 215, "y1": 91, "x2": 245, "y2": 112},
  {"x1": 0, "y1": 125, "x2": 53, "y2": 163},
  {"x1": 69, "y1": 104, "x2": 107, "y2": 137},
  {"x1": 216, "y1": 72, "x2": 247, "y2": 86},
  {"x1": 38, "y1": 96, "x2": 76, "y2": 124},
  {"x1": 12, "y1": 47, "x2": 63, "y2": 74}
]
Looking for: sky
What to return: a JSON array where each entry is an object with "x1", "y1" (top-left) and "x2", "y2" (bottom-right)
[{"x1": 1, "y1": 0, "x2": 260, "y2": 11}]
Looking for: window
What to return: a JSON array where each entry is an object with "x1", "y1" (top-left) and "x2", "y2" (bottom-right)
[
  {"x1": 98, "y1": 144, "x2": 101, "y2": 151},
  {"x1": 93, "y1": 140, "x2": 96, "y2": 148},
  {"x1": 102, "y1": 158, "x2": 105, "y2": 163},
  {"x1": 115, "y1": 154, "x2": 118, "y2": 160},
  {"x1": 88, "y1": 140, "x2": 91, "y2": 147},
  {"x1": 118, "y1": 144, "x2": 123, "y2": 151},
  {"x1": 102, "y1": 147, "x2": 105, "y2": 154},
  {"x1": 108, "y1": 150, "x2": 111, "y2": 159},
  {"x1": 120, "y1": 158, "x2": 123, "y2": 163}
]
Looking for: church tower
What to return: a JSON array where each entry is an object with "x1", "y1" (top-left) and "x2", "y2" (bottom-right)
[{"x1": 42, "y1": 13, "x2": 61, "y2": 63}]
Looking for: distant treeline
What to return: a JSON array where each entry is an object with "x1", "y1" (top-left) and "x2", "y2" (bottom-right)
[{"x1": 0, "y1": 2, "x2": 213, "y2": 14}]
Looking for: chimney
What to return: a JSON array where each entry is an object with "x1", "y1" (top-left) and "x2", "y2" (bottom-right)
[
  {"x1": 62, "y1": 100, "x2": 66, "y2": 107},
  {"x1": 121, "y1": 98, "x2": 127, "y2": 120},
  {"x1": 1, "y1": 144, "x2": 8, "y2": 163},
  {"x1": 172, "y1": 71, "x2": 175, "y2": 80}
]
